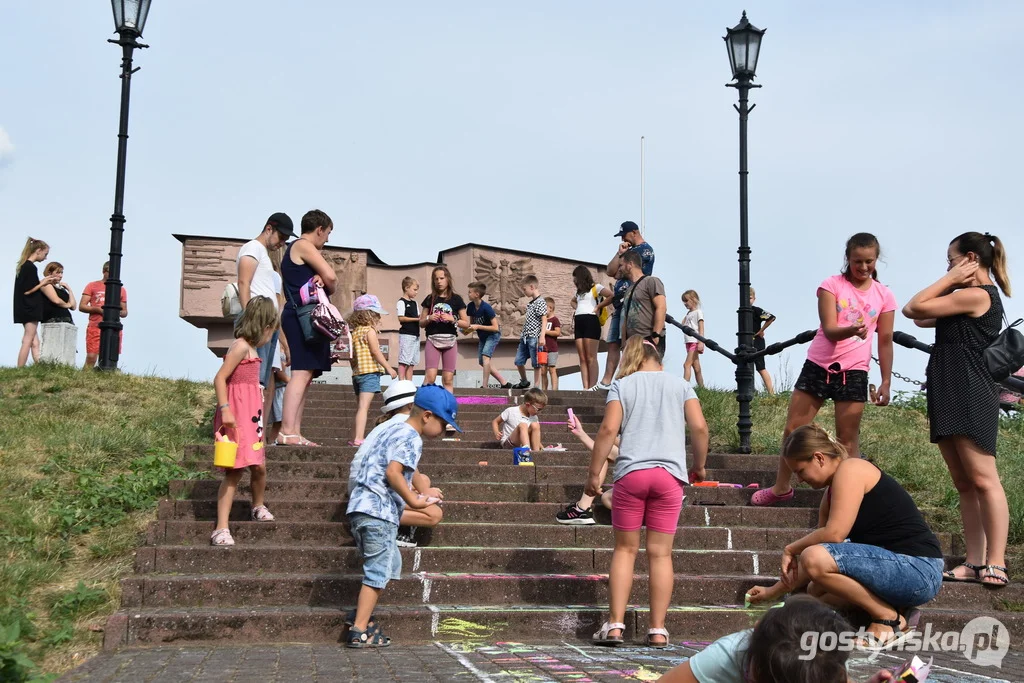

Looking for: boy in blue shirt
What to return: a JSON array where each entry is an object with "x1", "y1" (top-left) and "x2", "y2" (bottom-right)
[
  {"x1": 465, "y1": 282, "x2": 512, "y2": 389},
  {"x1": 345, "y1": 384, "x2": 462, "y2": 647}
]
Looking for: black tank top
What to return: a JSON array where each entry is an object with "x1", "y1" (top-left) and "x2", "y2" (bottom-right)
[{"x1": 832, "y1": 467, "x2": 943, "y2": 558}]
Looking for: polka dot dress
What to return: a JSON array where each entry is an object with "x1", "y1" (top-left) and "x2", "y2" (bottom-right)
[{"x1": 926, "y1": 285, "x2": 1003, "y2": 455}]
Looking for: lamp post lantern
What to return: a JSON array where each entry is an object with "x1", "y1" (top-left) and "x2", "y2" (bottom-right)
[
  {"x1": 98, "y1": 0, "x2": 152, "y2": 371},
  {"x1": 724, "y1": 11, "x2": 765, "y2": 453}
]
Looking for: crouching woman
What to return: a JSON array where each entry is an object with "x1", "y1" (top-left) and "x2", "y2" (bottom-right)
[{"x1": 772, "y1": 424, "x2": 944, "y2": 646}]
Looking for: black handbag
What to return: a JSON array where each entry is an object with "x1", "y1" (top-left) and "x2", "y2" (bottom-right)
[{"x1": 985, "y1": 316, "x2": 1024, "y2": 381}]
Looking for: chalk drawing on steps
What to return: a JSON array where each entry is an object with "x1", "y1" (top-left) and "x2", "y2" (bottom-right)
[
  {"x1": 752, "y1": 552, "x2": 760, "y2": 575},
  {"x1": 428, "y1": 605, "x2": 440, "y2": 636},
  {"x1": 437, "y1": 616, "x2": 505, "y2": 642},
  {"x1": 726, "y1": 528, "x2": 732, "y2": 549},
  {"x1": 413, "y1": 547, "x2": 422, "y2": 572},
  {"x1": 704, "y1": 508, "x2": 711, "y2": 526}
]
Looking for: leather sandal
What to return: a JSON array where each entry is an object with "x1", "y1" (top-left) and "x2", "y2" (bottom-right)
[
  {"x1": 347, "y1": 622, "x2": 391, "y2": 648},
  {"x1": 647, "y1": 628, "x2": 669, "y2": 649},
  {"x1": 855, "y1": 613, "x2": 914, "y2": 652},
  {"x1": 980, "y1": 565, "x2": 1010, "y2": 589},
  {"x1": 593, "y1": 621, "x2": 625, "y2": 646},
  {"x1": 942, "y1": 561, "x2": 981, "y2": 583}
]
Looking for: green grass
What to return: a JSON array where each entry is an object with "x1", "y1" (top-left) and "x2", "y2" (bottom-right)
[
  {"x1": 0, "y1": 364, "x2": 213, "y2": 680},
  {"x1": 0, "y1": 366, "x2": 1020, "y2": 678}
]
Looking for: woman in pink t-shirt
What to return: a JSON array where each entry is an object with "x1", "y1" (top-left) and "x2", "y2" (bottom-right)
[{"x1": 753, "y1": 233, "x2": 895, "y2": 507}]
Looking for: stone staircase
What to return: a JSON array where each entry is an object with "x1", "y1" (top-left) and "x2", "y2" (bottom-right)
[{"x1": 103, "y1": 386, "x2": 1024, "y2": 649}]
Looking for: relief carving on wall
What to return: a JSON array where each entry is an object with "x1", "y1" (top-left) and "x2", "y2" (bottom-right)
[{"x1": 473, "y1": 255, "x2": 536, "y2": 338}]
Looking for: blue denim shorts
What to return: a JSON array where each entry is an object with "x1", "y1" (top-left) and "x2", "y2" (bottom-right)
[
  {"x1": 515, "y1": 337, "x2": 539, "y2": 368},
  {"x1": 352, "y1": 373, "x2": 382, "y2": 396},
  {"x1": 478, "y1": 332, "x2": 501, "y2": 365},
  {"x1": 819, "y1": 542, "x2": 944, "y2": 608},
  {"x1": 255, "y1": 330, "x2": 280, "y2": 389},
  {"x1": 348, "y1": 512, "x2": 402, "y2": 589},
  {"x1": 606, "y1": 310, "x2": 622, "y2": 345}
]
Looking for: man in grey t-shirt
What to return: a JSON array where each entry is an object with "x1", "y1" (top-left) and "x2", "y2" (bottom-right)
[{"x1": 619, "y1": 250, "x2": 667, "y2": 354}]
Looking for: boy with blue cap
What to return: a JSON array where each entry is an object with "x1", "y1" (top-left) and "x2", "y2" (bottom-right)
[{"x1": 345, "y1": 384, "x2": 461, "y2": 647}]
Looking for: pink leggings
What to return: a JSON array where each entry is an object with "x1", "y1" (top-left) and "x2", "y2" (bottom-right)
[
  {"x1": 424, "y1": 341, "x2": 458, "y2": 372},
  {"x1": 611, "y1": 467, "x2": 685, "y2": 534}
]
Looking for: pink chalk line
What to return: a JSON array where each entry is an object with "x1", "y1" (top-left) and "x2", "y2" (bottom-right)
[{"x1": 456, "y1": 396, "x2": 508, "y2": 405}]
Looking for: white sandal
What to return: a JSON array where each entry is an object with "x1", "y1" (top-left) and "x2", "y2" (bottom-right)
[
  {"x1": 593, "y1": 621, "x2": 625, "y2": 646},
  {"x1": 647, "y1": 627, "x2": 669, "y2": 648},
  {"x1": 211, "y1": 528, "x2": 234, "y2": 546},
  {"x1": 251, "y1": 505, "x2": 275, "y2": 521}
]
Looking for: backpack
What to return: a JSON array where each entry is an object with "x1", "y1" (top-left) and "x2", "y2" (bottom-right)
[
  {"x1": 221, "y1": 283, "x2": 241, "y2": 318},
  {"x1": 592, "y1": 285, "x2": 610, "y2": 326},
  {"x1": 986, "y1": 317, "x2": 1024, "y2": 381}
]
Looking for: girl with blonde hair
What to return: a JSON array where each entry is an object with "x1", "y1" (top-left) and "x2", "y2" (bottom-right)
[{"x1": 13, "y1": 237, "x2": 55, "y2": 367}]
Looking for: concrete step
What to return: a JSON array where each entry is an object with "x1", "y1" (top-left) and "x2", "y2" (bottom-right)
[
  {"x1": 133, "y1": 546, "x2": 781, "y2": 576},
  {"x1": 158, "y1": 499, "x2": 822, "y2": 527},
  {"x1": 183, "y1": 446, "x2": 780, "y2": 470},
  {"x1": 298, "y1": 404, "x2": 610, "y2": 418},
  {"x1": 169, "y1": 479, "x2": 819, "y2": 507},
  {"x1": 118, "y1": 571, "x2": 1021, "y2": 612},
  {"x1": 182, "y1": 463, "x2": 775, "y2": 486},
  {"x1": 105, "y1": 603, "x2": 1024, "y2": 649},
  {"x1": 146, "y1": 521, "x2": 960, "y2": 555}
]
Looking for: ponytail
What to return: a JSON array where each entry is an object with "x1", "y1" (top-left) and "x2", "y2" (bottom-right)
[
  {"x1": 616, "y1": 335, "x2": 663, "y2": 379},
  {"x1": 952, "y1": 232, "x2": 1012, "y2": 297},
  {"x1": 17, "y1": 237, "x2": 48, "y2": 273}
]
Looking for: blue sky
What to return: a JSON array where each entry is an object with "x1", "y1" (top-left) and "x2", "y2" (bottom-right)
[{"x1": 1, "y1": 1, "x2": 1021, "y2": 393}]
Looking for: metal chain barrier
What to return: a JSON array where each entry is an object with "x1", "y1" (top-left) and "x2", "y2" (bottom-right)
[{"x1": 872, "y1": 355, "x2": 925, "y2": 387}]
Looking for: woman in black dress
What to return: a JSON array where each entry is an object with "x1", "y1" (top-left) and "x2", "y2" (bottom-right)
[
  {"x1": 41, "y1": 262, "x2": 77, "y2": 324},
  {"x1": 903, "y1": 231, "x2": 1012, "y2": 588},
  {"x1": 13, "y1": 237, "x2": 55, "y2": 367}
]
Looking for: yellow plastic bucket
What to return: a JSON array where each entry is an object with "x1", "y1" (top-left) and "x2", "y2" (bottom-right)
[{"x1": 213, "y1": 430, "x2": 238, "y2": 469}]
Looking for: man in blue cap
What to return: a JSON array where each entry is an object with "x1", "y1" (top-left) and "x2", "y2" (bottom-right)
[
  {"x1": 344, "y1": 384, "x2": 461, "y2": 647},
  {"x1": 593, "y1": 221, "x2": 655, "y2": 390}
]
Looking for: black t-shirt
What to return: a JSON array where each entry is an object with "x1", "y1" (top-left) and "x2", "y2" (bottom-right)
[
  {"x1": 13, "y1": 260, "x2": 43, "y2": 324},
  {"x1": 43, "y1": 286, "x2": 73, "y2": 323},
  {"x1": 397, "y1": 298, "x2": 420, "y2": 336},
  {"x1": 421, "y1": 293, "x2": 467, "y2": 337}
]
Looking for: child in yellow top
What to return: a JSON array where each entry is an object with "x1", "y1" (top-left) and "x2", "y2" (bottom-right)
[{"x1": 348, "y1": 295, "x2": 397, "y2": 446}]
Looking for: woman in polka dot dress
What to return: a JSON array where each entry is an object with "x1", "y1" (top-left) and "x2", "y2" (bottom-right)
[{"x1": 903, "y1": 231, "x2": 1012, "y2": 588}]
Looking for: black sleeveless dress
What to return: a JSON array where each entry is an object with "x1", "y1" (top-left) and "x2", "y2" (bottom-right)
[
  {"x1": 43, "y1": 286, "x2": 73, "y2": 323},
  {"x1": 13, "y1": 261, "x2": 44, "y2": 324},
  {"x1": 926, "y1": 285, "x2": 1002, "y2": 455}
]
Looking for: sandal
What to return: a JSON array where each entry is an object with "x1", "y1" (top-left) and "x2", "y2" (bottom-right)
[
  {"x1": 980, "y1": 565, "x2": 1010, "y2": 589},
  {"x1": 593, "y1": 621, "x2": 625, "y2": 646},
  {"x1": 347, "y1": 440, "x2": 364, "y2": 447},
  {"x1": 251, "y1": 505, "x2": 275, "y2": 522},
  {"x1": 647, "y1": 628, "x2": 670, "y2": 649},
  {"x1": 298, "y1": 437, "x2": 321, "y2": 447},
  {"x1": 347, "y1": 623, "x2": 391, "y2": 648},
  {"x1": 210, "y1": 528, "x2": 234, "y2": 546},
  {"x1": 942, "y1": 561, "x2": 981, "y2": 583},
  {"x1": 750, "y1": 487, "x2": 795, "y2": 507},
  {"x1": 273, "y1": 434, "x2": 301, "y2": 446},
  {"x1": 856, "y1": 612, "x2": 915, "y2": 652}
]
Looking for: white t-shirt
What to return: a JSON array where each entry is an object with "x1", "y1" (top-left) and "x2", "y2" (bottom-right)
[
  {"x1": 237, "y1": 240, "x2": 280, "y2": 311},
  {"x1": 575, "y1": 288, "x2": 600, "y2": 316},
  {"x1": 683, "y1": 308, "x2": 704, "y2": 343},
  {"x1": 499, "y1": 406, "x2": 538, "y2": 444}
]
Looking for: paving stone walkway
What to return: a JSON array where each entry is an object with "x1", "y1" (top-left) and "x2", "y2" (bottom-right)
[{"x1": 58, "y1": 641, "x2": 1023, "y2": 682}]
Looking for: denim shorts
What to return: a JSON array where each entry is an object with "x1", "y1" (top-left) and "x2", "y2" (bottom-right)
[
  {"x1": 255, "y1": 331, "x2": 280, "y2": 389},
  {"x1": 478, "y1": 332, "x2": 501, "y2": 365},
  {"x1": 348, "y1": 512, "x2": 402, "y2": 589},
  {"x1": 606, "y1": 310, "x2": 622, "y2": 345},
  {"x1": 515, "y1": 337, "x2": 539, "y2": 368},
  {"x1": 352, "y1": 373, "x2": 382, "y2": 396},
  {"x1": 819, "y1": 542, "x2": 944, "y2": 608}
]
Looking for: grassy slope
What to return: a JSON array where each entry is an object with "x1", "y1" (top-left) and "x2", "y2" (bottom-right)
[
  {"x1": 0, "y1": 365, "x2": 212, "y2": 679},
  {"x1": 0, "y1": 366, "x2": 1020, "y2": 678}
]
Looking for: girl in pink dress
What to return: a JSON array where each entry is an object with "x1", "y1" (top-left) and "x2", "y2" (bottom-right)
[{"x1": 212, "y1": 296, "x2": 280, "y2": 546}]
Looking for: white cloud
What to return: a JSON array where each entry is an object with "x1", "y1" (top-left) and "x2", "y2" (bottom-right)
[{"x1": 0, "y1": 126, "x2": 13, "y2": 166}]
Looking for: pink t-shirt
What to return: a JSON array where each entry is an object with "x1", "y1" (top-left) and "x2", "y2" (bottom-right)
[
  {"x1": 805, "y1": 275, "x2": 897, "y2": 372},
  {"x1": 83, "y1": 280, "x2": 128, "y2": 327}
]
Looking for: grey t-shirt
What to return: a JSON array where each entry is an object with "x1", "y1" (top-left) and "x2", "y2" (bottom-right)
[
  {"x1": 607, "y1": 371, "x2": 697, "y2": 483},
  {"x1": 621, "y1": 275, "x2": 666, "y2": 339},
  {"x1": 688, "y1": 630, "x2": 750, "y2": 683}
]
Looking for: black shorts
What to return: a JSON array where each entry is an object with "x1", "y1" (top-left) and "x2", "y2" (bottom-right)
[
  {"x1": 794, "y1": 360, "x2": 868, "y2": 403},
  {"x1": 574, "y1": 314, "x2": 602, "y2": 340},
  {"x1": 753, "y1": 336, "x2": 767, "y2": 372}
]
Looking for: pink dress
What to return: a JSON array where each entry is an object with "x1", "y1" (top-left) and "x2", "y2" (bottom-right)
[{"x1": 214, "y1": 357, "x2": 265, "y2": 469}]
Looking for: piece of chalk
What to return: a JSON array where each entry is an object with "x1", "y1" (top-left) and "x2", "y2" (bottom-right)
[
  {"x1": 478, "y1": 461, "x2": 488, "y2": 466},
  {"x1": 744, "y1": 593, "x2": 752, "y2": 608}
]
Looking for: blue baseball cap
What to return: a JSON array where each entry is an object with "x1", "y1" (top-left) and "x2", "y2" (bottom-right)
[{"x1": 414, "y1": 384, "x2": 462, "y2": 432}]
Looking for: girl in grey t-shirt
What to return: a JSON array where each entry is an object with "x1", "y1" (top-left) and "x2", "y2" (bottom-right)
[{"x1": 587, "y1": 336, "x2": 709, "y2": 648}]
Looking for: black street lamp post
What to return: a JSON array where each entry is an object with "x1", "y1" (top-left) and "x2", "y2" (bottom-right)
[
  {"x1": 725, "y1": 11, "x2": 766, "y2": 454},
  {"x1": 98, "y1": 0, "x2": 152, "y2": 371}
]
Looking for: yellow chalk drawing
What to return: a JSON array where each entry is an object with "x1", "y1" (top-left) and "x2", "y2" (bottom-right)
[
  {"x1": 628, "y1": 666, "x2": 663, "y2": 681},
  {"x1": 437, "y1": 617, "x2": 505, "y2": 641}
]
